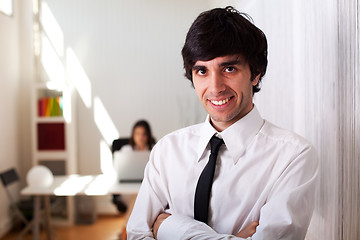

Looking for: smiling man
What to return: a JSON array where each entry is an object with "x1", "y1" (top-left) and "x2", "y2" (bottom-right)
[{"x1": 127, "y1": 6, "x2": 318, "y2": 240}]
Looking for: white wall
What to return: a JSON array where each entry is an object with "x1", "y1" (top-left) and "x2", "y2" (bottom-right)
[
  {"x1": 0, "y1": 9, "x2": 19, "y2": 237},
  {"x1": 0, "y1": 0, "x2": 33, "y2": 237}
]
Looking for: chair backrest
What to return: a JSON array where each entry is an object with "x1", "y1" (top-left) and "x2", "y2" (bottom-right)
[
  {"x1": 0, "y1": 168, "x2": 19, "y2": 187},
  {"x1": 111, "y1": 138, "x2": 130, "y2": 154},
  {"x1": 0, "y1": 168, "x2": 21, "y2": 211},
  {"x1": 0, "y1": 168, "x2": 31, "y2": 225}
]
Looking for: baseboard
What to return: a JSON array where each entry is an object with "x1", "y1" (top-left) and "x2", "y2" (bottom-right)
[{"x1": 0, "y1": 216, "x2": 13, "y2": 238}]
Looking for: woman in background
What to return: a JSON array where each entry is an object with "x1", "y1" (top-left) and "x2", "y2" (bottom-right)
[
  {"x1": 118, "y1": 120, "x2": 156, "y2": 153},
  {"x1": 112, "y1": 119, "x2": 156, "y2": 213}
]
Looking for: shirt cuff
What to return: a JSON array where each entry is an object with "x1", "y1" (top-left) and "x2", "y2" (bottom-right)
[
  {"x1": 157, "y1": 215, "x2": 192, "y2": 240},
  {"x1": 157, "y1": 214, "x2": 252, "y2": 240}
]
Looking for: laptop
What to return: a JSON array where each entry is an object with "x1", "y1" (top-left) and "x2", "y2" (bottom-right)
[{"x1": 113, "y1": 151, "x2": 150, "y2": 183}]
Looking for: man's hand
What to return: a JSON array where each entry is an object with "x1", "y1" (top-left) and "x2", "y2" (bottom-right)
[
  {"x1": 152, "y1": 213, "x2": 171, "y2": 239},
  {"x1": 235, "y1": 221, "x2": 259, "y2": 238}
]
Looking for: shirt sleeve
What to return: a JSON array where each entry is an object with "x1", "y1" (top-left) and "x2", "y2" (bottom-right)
[
  {"x1": 158, "y1": 215, "x2": 250, "y2": 240},
  {"x1": 252, "y1": 144, "x2": 319, "y2": 240}
]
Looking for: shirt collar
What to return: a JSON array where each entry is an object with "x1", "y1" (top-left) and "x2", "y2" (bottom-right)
[{"x1": 197, "y1": 106, "x2": 264, "y2": 164}]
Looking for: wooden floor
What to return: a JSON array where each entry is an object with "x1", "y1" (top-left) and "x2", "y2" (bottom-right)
[{"x1": 1, "y1": 215, "x2": 126, "y2": 240}]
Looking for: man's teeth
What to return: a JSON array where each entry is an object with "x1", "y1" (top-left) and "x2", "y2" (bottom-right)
[{"x1": 211, "y1": 98, "x2": 230, "y2": 106}]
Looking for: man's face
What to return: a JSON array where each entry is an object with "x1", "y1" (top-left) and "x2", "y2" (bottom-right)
[{"x1": 192, "y1": 55, "x2": 259, "y2": 132}]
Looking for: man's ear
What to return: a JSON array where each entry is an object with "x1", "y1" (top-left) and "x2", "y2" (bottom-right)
[{"x1": 252, "y1": 74, "x2": 261, "y2": 86}]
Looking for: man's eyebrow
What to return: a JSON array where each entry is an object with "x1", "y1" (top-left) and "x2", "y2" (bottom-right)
[
  {"x1": 219, "y1": 60, "x2": 242, "y2": 67},
  {"x1": 192, "y1": 65, "x2": 206, "y2": 71},
  {"x1": 192, "y1": 58, "x2": 243, "y2": 71}
]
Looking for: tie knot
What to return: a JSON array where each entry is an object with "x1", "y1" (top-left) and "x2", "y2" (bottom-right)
[{"x1": 210, "y1": 136, "x2": 224, "y2": 154}]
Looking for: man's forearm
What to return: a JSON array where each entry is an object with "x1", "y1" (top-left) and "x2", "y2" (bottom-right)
[
  {"x1": 153, "y1": 213, "x2": 171, "y2": 239},
  {"x1": 153, "y1": 213, "x2": 255, "y2": 240}
]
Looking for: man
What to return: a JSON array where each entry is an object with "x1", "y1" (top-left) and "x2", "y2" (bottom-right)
[{"x1": 127, "y1": 6, "x2": 318, "y2": 240}]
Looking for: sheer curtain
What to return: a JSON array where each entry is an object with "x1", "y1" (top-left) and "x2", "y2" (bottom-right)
[{"x1": 229, "y1": 0, "x2": 360, "y2": 239}]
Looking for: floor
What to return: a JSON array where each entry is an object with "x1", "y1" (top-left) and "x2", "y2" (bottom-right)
[{"x1": 1, "y1": 215, "x2": 126, "y2": 240}]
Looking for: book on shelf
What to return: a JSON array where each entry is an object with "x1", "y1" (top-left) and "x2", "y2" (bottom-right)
[{"x1": 38, "y1": 96, "x2": 63, "y2": 117}]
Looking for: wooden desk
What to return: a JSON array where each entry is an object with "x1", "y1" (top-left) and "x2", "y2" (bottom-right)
[{"x1": 21, "y1": 174, "x2": 141, "y2": 240}]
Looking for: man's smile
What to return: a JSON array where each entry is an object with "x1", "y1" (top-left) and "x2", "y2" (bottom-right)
[{"x1": 209, "y1": 97, "x2": 233, "y2": 106}]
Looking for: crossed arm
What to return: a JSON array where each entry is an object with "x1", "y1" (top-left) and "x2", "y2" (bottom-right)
[{"x1": 152, "y1": 213, "x2": 258, "y2": 239}]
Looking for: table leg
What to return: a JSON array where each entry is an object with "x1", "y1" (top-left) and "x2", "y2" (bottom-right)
[
  {"x1": 43, "y1": 196, "x2": 52, "y2": 240},
  {"x1": 33, "y1": 196, "x2": 41, "y2": 240}
]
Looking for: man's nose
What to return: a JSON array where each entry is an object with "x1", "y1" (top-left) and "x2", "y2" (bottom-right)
[{"x1": 209, "y1": 72, "x2": 226, "y2": 94}]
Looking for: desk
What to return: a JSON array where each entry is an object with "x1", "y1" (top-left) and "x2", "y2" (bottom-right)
[{"x1": 21, "y1": 174, "x2": 141, "y2": 240}]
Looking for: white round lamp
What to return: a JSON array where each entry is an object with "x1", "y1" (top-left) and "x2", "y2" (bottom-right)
[{"x1": 27, "y1": 165, "x2": 54, "y2": 188}]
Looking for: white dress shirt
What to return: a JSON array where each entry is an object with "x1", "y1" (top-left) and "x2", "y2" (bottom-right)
[{"x1": 127, "y1": 106, "x2": 319, "y2": 240}]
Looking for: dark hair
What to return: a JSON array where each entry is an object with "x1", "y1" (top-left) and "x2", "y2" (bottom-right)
[
  {"x1": 181, "y1": 6, "x2": 268, "y2": 94},
  {"x1": 129, "y1": 120, "x2": 156, "y2": 150}
]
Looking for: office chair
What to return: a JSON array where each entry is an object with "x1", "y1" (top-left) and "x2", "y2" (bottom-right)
[
  {"x1": 111, "y1": 137, "x2": 130, "y2": 154},
  {"x1": 0, "y1": 168, "x2": 34, "y2": 240},
  {"x1": 111, "y1": 138, "x2": 130, "y2": 213}
]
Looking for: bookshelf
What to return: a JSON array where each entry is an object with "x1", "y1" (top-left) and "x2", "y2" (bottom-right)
[
  {"x1": 31, "y1": 0, "x2": 78, "y2": 225},
  {"x1": 30, "y1": 82, "x2": 77, "y2": 225}
]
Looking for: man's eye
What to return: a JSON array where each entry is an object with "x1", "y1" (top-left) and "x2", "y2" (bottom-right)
[
  {"x1": 197, "y1": 69, "x2": 207, "y2": 75},
  {"x1": 225, "y1": 66, "x2": 236, "y2": 72}
]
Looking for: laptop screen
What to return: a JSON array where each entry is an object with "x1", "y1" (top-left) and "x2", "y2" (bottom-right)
[{"x1": 113, "y1": 151, "x2": 150, "y2": 183}]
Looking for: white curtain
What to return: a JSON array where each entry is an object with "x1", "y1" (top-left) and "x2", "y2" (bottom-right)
[{"x1": 235, "y1": 0, "x2": 360, "y2": 239}]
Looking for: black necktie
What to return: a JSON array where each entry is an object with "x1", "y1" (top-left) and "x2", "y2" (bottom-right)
[{"x1": 194, "y1": 135, "x2": 224, "y2": 223}]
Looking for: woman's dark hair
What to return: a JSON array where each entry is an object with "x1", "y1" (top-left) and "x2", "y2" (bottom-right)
[
  {"x1": 181, "y1": 6, "x2": 268, "y2": 94},
  {"x1": 129, "y1": 120, "x2": 156, "y2": 150}
]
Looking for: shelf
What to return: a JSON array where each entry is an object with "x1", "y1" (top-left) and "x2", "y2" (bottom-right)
[
  {"x1": 34, "y1": 151, "x2": 69, "y2": 159},
  {"x1": 32, "y1": 60, "x2": 76, "y2": 225},
  {"x1": 34, "y1": 81, "x2": 65, "y2": 91},
  {"x1": 31, "y1": 84, "x2": 74, "y2": 225},
  {"x1": 38, "y1": 160, "x2": 66, "y2": 176},
  {"x1": 36, "y1": 116, "x2": 65, "y2": 123},
  {"x1": 32, "y1": 6, "x2": 77, "y2": 225}
]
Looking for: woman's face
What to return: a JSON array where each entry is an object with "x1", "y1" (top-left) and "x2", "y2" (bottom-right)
[{"x1": 133, "y1": 126, "x2": 148, "y2": 150}]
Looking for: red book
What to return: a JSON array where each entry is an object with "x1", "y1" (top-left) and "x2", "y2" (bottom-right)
[{"x1": 38, "y1": 98, "x2": 44, "y2": 116}]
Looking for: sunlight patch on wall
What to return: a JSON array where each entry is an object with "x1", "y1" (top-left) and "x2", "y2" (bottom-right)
[
  {"x1": 66, "y1": 48, "x2": 92, "y2": 108},
  {"x1": 40, "y1": 2, "x2": 64, "y2": 57},
  {"x1": 100, "y1": 140, "x2": 116, "y2": 176},
  {"x1": 41, "y1": 34, "x2": 65, "y2": 88},
  {"x1": 0, "y1": 0, "x2": 13, "y2": 16},
  {"x1": 62, "y1": 87, "x2": 72, "y2": 123},
  {"x1": 94, "y1": 97, "x2": 119, "y2": 146}
]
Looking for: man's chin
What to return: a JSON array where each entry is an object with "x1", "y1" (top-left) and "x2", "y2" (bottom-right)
[
  {"x1": 209, "y1": 115, "x2": 232, "y2": 127},
  {"x1": 209, "y1": 112, "x2": 234, "y2": 123}
]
